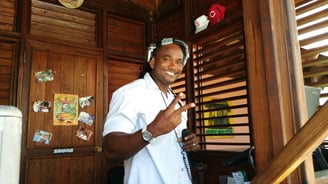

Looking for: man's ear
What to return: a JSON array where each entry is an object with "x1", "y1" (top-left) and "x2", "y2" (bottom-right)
[{"x1": 149, "y1": 57, "x2": 155, "y2": 69}]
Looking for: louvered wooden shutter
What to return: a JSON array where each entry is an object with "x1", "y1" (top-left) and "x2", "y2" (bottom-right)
[
  {"x1": 0, "y1": 41, "x2": 18, "y2": 105},
  {"x1": 297, "y1": 0, "x2": 328, "y2": 89},
  {"x1": 0, "y1": 0, "x2": 17, "y2": 31},
  {"x1": 192, "y1": 20, "x2": 251, "y2": 151},
  {"x1": 107, "y1": 59, "x2": 143, "y2": 103},
  {"x1": 107, "y1": 14, "x2": 146, "y2": 60},
  {"x1": 297, "y1": 0, "x2": 328, "y2": 147},
  {"x1": 30, "y1": 0, "x2": 97, "y2": 47}
]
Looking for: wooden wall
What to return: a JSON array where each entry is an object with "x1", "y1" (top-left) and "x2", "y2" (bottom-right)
[
  {"x1": 0, "y1": 0, "x2": 313, "y2": 183},
  {"x1": 0, "y1": 0, "x2": 19, "y2": 105},
  {"x1": 0, "y1": 0, "x2": 147, "y2": 183},
  {"x1": 0, "y1": 0, "x2": 256, "y2": 183},
  {"x1": 153, "y1": 0, "x2": 257, "y2": 183}
]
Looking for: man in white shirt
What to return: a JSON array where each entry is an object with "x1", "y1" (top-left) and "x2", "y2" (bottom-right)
[{"x1": 103, "y1": 38, "x2": 199, "y2": 184}]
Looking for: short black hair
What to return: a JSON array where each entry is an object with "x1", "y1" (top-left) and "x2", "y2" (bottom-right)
[
  {"x1": 146, "y1": 38, "x2": 189, "y2": 66},
  {"x1": 138, "y1": 38, "x2": 189, "y2": 78}
]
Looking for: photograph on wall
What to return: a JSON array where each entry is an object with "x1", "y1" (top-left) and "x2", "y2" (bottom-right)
[
  {"x1": 75, "y1": 126, "x2": 93, "y2": 141},
  {"x1": 32, "y1": 130, "x2": 53, "y2": 144},
  {"x1": 35, "y1": 69, "x2": 54, "y2": 83},
  {"x1": 53, "y1": 93, "x2": 79, "y2": 126},
  {"x1": 78, "y1": 111, "x2": 94, "y2": 126},
  {"x1": 204, "y1": 100, "x2": 233, "y2": 138},
  {"x1": 33, "y1": 100, "x2": 51, "y2": 112},
  {"x1": 79, "y1": 96, "x2": 94, "y2": 108}
]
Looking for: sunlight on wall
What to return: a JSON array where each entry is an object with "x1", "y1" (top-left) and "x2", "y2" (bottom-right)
[
  {"x1": 296, "y1": 0, "x2": 328, "y2": 56},
  {"x1": 320, "y1": 87, "x2": 328, "y2": 106}
]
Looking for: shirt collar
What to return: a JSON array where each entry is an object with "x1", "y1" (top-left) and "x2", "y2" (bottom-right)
[
  {"x1": 144, "y1": 72, "x2": 172, "y2": 95},
  {"x1": 144, "y1": 72, "x2": 157, "y2": 90}
]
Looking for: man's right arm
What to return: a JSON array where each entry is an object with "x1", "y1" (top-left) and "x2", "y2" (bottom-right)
[
  {"x1": 103, "y1": 93, "x2": 196, "y2": 164},
  {"x1": 103, "y1": 130, "x2": 149, "y2": 164}
]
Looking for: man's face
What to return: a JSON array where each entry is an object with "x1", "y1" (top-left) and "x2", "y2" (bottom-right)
[{"x1": 150, "y1": 44, "x2": 184, "y2": 88}]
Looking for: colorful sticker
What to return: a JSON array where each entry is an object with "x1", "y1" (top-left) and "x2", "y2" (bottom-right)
[
  {"x1": 33, "y1": 100, "x2": 51, "y2": 112},
  {"x1": 79, "y1": 96, "x2": 94, "y2": 108},
  {"x1": 75, "y1": 127, "x2": 93, "y2": 141},
  {"x1": 54, "y1": 93, "x2": 78, "y2": 126},
  {"x1": 35, "y1": 69, "x2": 54, "y2": 83},
  {"x1": 33, "y1": 130, "x2": 52, "y2": 144},
  {"x1": 78, "y1": 111, "x2": 94, "y2": 126}
]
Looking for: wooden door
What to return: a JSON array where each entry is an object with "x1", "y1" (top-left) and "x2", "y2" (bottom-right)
[{"x1": 19, "y1": 40, "x2": 105, "y2": 184}]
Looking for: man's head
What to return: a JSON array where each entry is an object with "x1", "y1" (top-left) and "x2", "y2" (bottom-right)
[
  {"x1": 146, "y1": 38, "x2": 189, "y2": 90},
  {"x1": 147, "y1": 38, "x2": 189, "y2": 67},
  {"x1": 139, "y1": 38, "x2": 189, "y2": 80}
]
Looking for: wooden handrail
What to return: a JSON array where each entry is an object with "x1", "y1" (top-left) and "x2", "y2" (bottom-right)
[{"x1": 252, "y1": 102, "x2": 328, "y2": 184}]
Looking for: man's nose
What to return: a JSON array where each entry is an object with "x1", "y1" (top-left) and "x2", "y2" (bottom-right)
[{"x1": 168, "y1": 60, "x2": 180, "y2": 68}]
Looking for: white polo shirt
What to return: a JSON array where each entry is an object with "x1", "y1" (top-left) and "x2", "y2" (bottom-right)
[{"x1": 103, "y1": 73, "x2": 191, "y2": 184}]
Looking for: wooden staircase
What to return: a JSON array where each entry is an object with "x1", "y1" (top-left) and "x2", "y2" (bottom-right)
[{"x1": 251, "y1": 102, "x2": 328, "y2": 183}]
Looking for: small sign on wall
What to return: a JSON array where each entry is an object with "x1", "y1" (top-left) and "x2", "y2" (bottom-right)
[{"x1": 53, "y1": 93, "x2": 79, "y2": 126}]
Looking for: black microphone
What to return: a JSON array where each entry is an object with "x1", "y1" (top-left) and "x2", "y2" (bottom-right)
[
  {"x1": 181, "y1": 129, "x2": 193, "y2": 180},
  {"x1": 182, "y1": 129, "x2": 191, "y2": 140},
  {"x1": 182, "y1": 129, "x2": 193, "y2": 166}
]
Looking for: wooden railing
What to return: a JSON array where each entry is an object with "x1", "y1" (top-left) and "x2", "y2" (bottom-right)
[{"x1": 251, "y1": 102, "x2": 328, "y2": 183}]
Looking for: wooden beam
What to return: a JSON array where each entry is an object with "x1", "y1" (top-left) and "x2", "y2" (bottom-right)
[
  {"x1": 252, "y1": 102, "x2": 328, "y2": 183},
  {"x1": 242, "y1": 0, "x2": 315, "y2": 183}
]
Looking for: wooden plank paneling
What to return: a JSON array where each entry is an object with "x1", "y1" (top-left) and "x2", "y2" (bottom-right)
[
  {"x1": 0, "y1": 0, "x2": 16, "y2": 31},
  {"x1": 106, "y1": 14, "x2": 146, "y2": 60},
  {"x1": 107, "y1": 59, "x2": 142, "y2": 103},
  {"x1": 26, "y1": 156, "x2": 95, "y2": 184},
  {"x1": 20, "y1": 40, "x2": 105, "y2": 184},
  {"x1": 30, "y1": 0, "x2": 97, "y2": 47},
  {"x1": 26, "y1": 48, "x2": 98, "y2": 148},
  {"x1": 0, "y1": 40, "x2": 18, "y2": 105},
  {"x1": 154, "y1": 8, "x2": 185, "y2": 40}
]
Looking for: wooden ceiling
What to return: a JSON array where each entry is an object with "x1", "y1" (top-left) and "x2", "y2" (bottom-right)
[
  {"x1": 130, "y1": 0, "x2": 183, "y2": 19},
  {"x1": 129, "y1": 0, "x2": 164, "y2": 12},
  {"x1": 51, "y1": 0, "x2": 183, "y2": 21}
]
